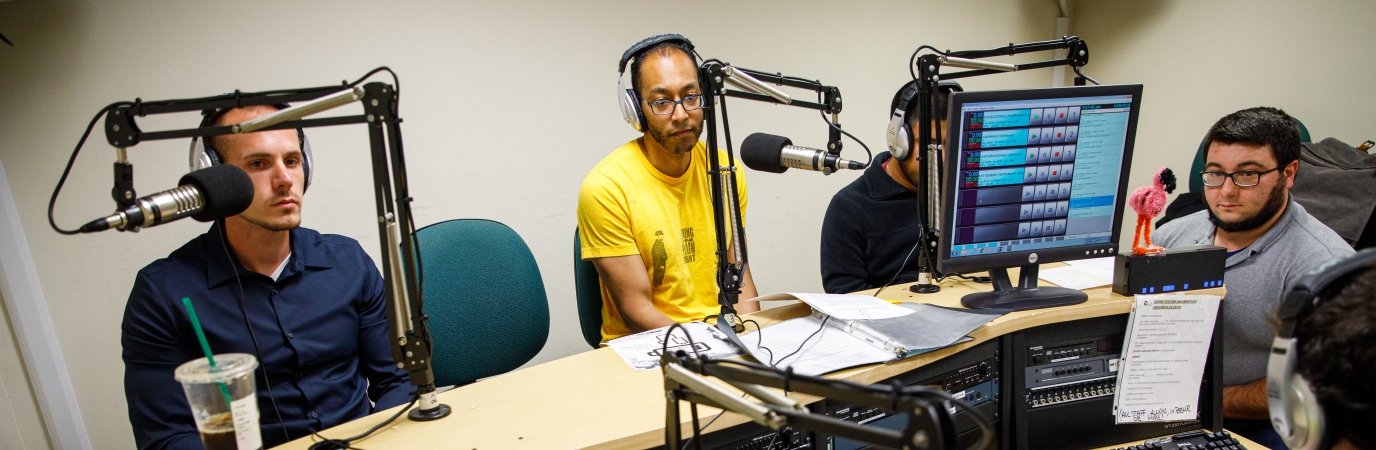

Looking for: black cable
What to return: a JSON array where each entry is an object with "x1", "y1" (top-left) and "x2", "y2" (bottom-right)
[
  {"x1": 742, "y1": 319, "x2": 773, "y2": 365},
  {"x1": 216, "y1": 222, "x2": 291, "y2": 443},
  {"x1": 874, "y1": 240, "x2": 922, "y2": 297},
  {"x1": 308, "y1": 395, "x2": 418, "y2": 450},
  {"x1": 817, "y1": 107, "x2": 873, "y2": 166},
  {"x1": 909, "y1": 45, "x2": 951, "y2": 82},
  {"x1": 772, "y1": 316, "x2": 829, "y2": 366},
  {"x1": 47, "y1": 102, "x2": 132, "y2": 235},
  {"x1": 1073, "y1": 66, "x2": 1101, "y2": 85}
]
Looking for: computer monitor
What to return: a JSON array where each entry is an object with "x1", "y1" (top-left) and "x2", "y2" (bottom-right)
[{"x1": 938, "y1": 84, "x2": 1142, "y2": 310}]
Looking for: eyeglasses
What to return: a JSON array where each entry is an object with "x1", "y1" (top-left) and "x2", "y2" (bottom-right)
[
  {"x1": 643, "y1": 94, "x2": 704, "y2": 116},
  {"x1": 1199, "y1": 167, "x2": 1281, "y2": 187}
]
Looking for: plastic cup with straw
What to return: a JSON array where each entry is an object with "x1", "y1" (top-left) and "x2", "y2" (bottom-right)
[{"x1": 174, "y1": 297, "x2": 263, "y2": 450}]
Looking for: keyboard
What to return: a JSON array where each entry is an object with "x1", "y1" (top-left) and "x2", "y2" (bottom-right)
[{"x1": 1109, "y1": 430, "x2": 1245, "y2": 450}]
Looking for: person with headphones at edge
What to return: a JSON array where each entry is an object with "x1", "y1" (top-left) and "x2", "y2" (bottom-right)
[
  {"x1": 819, "y1": 81, "x2": 961, "y2": 294},
  {"x1": 577, "y1": 34, "x2": 758, "y2": 342},
  {"x1": 121, "y1": 105, "x2": 411, "y2": 449},
  {"x1": 1153, "y1": 107, "x2": 1352, "y2": 447},
  {"x1": 1267, "y1": 249, "x2": 1376, "y2": 450}
]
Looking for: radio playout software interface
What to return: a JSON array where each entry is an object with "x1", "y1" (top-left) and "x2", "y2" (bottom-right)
[{"x1": 948, "y1": 90, "x2": 1136, "y2": 258}]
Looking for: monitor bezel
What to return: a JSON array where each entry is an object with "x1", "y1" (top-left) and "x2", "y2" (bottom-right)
[{"x1": 937, "y1": 84, "x2": 1143, "y2": 275}]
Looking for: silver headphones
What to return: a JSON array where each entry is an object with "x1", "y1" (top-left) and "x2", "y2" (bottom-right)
[
  {"x1": 188, "y1": 105, "x2": 314, "y2": 192},
  {"x1": 616, "y1": 34, "x2": 696, "y2": 132},
  {"x1": 886, "y1": 80, "x2": 962, "y2": 160},
  {"x1": 1267, "y1": 247, "x2": 1376, "y2": 450}
]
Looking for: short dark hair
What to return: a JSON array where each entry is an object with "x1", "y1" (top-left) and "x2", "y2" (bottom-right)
[
  {"x1": 1295, "y1": 263, "x2": 1376, "y2": 448},
  {"x1": 892, "y1": 81, "x2": 958, "y2": 125},
  {"x1": 1203, "y1": 106, "x2": 1300, "y2": 168},
  {"x1": 629, "y1": 41, "x2": 697, "y2": 101}
]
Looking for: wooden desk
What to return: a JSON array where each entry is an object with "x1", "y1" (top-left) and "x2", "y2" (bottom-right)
[
  {"x1": 1090, "y1": 432, "x2": 1263, "y2": 449},
  {"x1": 277, "y1": 267, "x2": 1225, "y2": 449}
]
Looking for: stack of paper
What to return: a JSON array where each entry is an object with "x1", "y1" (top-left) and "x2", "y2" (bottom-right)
[{"x1": 1039, "y1": 257, "x2": 1116, "y2": 290}]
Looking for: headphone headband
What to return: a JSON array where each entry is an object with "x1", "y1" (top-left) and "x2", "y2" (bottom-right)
[{"x1": 618, "y1": 33, "x2": 694, "y2": 74}]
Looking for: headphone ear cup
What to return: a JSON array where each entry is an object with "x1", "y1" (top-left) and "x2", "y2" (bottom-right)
[
  {"x1": 619, "y1": 78, "x2": 644, "y2": 132},
  {"x1": 189, "y1": 137, "x2": 219, "y2": 171},
  {"x1": 887, "y1": 115, "x2": 910, "y2": 160},
  {"x1": 1282, "y1": 375, "x2": 1328, "y2": 450},
  {"x1": 298, "y1": 129, "x2": 313, "y2": 193}
]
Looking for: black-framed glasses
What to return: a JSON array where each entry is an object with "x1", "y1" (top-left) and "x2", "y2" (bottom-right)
[
  {"x1": 643, "y1": 94, "x2": 704, "y2": 116},
  {"x1": 1199, "y1": 167, "x2": 1281, "y2": 187}
]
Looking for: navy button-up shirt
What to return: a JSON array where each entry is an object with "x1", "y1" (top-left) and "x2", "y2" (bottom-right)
[
  {"x1": 821, "y1": 152, "x2": 925, "y2": 293},
  {"x1": 122, "y1": 224, "x2": 411, "y2": 450}
]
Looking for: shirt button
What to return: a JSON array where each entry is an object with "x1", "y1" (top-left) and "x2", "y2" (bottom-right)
[
  {"x1": 286, "y1": 332, "x2": 295, "y2": 339},
  {"x1": 310, "y1": 411, "x2": 318, "y2": 419},
  {"x1": 271, "y1": 290, "x2": 279, "y2": 296}
]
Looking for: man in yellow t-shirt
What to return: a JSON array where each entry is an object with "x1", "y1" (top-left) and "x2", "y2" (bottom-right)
[{"x1": 578, "y1": 35, "x2": 758, "y2": 342}]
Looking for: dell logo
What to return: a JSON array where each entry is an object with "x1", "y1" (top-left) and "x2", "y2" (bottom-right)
[{"x1": 1029, "y1": 253, "x2": 1039, "y2": 264}]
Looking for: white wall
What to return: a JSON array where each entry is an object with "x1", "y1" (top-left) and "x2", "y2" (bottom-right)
[
  {"x1": 9, "y1": 1, "x2": 1371, "y2": 448},
  {"x1": 0, "y1": 1, "x2": 1062, "y2": 447},
  {"x1": 1071, "y1": 0, "x2": 1376, "y2": 246}
]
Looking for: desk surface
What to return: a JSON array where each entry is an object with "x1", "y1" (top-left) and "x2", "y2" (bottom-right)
[{"x1": 277, "y1": 266, "x2": 1226, "y2": 449}]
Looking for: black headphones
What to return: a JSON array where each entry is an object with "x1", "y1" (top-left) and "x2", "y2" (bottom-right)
[
  {"x1": 1267, "y1": 247, "x2": 1376, "y2": 450},
  {"x1": 617, "y1": 33, "x2": 697, "y2": 132},
  {"x1": 189, "y1": 104, "x2": 314, "y2": 192},
  {"x1": 886, "y1": 80, "x2": 963, "y2": 160}
]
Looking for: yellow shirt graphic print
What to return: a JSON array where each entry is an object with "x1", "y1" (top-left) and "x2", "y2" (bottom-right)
[{"x1": 577, "y1": 139, "x2": 748, "y2": 342}]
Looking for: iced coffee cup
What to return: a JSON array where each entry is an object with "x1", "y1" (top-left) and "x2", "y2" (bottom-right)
[{"x1": 174, "y1": 353, "x2": 262, "y2": 450}]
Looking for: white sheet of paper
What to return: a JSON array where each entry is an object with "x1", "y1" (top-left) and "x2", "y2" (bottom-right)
[
  {"x1": 1064, "y1": 256, "x2": 1116, "y2": 269},
  {"x1": 743, "y1": 316, "x2": 894, "y2": 377},
  {"x1": 1113, "y1": 294, "x2": 1221, "y2": 424},
  {"x1": 1038, "y1": 265, "x2": 1114, "y2": 290},
  {"x1": 606, "y1": 322, "x2": 744, "y2": 371},
  {"x1": 789, "y1": 292, "x2": 914, "y2": 320}
]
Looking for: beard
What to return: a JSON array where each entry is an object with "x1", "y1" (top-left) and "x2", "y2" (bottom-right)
[
  {"x1": 1207, "y1": 180, "x2": 1287, "y2": 233},
  {"x1": 242, "y1": 214, "x2": 301, "y2": 232},
  {"x1": 647, "y1": 120, "x2": 701, "y2": 155}
]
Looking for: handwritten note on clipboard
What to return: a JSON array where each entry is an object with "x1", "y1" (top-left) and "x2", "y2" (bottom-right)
[{"x1": 1112, "y1": 294, "x2": 1222, "y2": 424}]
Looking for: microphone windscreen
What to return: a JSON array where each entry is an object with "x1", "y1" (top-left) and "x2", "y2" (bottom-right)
[
  {"x1": 180, "y1": 165, "x2": 254, "y2": 222},
  {"x1": 741, "y1": 133, "x2": 792, "y2": 174}
]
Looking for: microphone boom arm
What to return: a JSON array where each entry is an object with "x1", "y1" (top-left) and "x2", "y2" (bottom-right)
[
  {"x1": 95, "y1": 71, "x2": 451, "y2": 421},
  {"x1": 661, "y1": 350, "x2": 966, "y2": 449},
  {"x1": 696, "y1": 61, "x2": 845, "y2": 351}
]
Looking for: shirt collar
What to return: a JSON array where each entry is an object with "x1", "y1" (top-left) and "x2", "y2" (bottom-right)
[
  {"x1": 1206, "y1": 200, "x2": 1302, "y2": 267},
  {"x1": 865, "y1": 152, "x2": 915, "y2": 201},
  {"x1": 204, "y1": 223, "x2": 332, "y2": 287}
]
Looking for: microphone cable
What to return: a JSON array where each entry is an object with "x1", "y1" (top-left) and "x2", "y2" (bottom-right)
[
  {"x1": 308, "y1": 395, "x2": 418, "y2": 450},
  {"x1": 48, "y1": 102, "x2": 132, "y2": 235}
]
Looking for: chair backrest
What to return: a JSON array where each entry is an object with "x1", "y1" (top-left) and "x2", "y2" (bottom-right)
[
  {"x1": 416, "y1": 219, "x2": 549, "y2": 387},
  {"x1": 1188, "y1": 115, "x2": 1311, "y2": 193},
  {"x1": 573, "y1": 227, "x2": 604, "y2": 348}
]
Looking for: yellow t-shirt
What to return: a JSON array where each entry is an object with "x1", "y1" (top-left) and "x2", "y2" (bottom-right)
[{"x1": 577, "y1": 139, "x2": 748, "y2": 342}]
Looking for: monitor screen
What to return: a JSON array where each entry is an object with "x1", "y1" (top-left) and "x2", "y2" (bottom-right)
[{"x1": 938, "y1": 85, "x2": 1141, "y2": 274}]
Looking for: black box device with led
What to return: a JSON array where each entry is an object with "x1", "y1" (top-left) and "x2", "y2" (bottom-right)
[{"x1": 1111, "y1": 245, "x2": 1227, "y2": 296}]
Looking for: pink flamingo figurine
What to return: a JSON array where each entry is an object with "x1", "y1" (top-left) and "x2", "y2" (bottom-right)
[{"x1": 1128, "y1": 167, "x2": 1176, "y2": 255}]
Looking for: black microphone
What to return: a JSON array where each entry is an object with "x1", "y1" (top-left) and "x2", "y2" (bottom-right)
[
  {"x1": 740, "y1": 133, "x2": 865, "y2": 174},
  {"x1": 80, "y1": 164, "x2": 254, "y2": 233}
]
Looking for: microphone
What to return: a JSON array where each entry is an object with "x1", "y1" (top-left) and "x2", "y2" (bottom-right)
[
  {"x1": 80, "y1": 164, "x2": 254, "y2": 233},
  {"x1": 740, "y1": 133, "x2": 866, "y2": 174}
]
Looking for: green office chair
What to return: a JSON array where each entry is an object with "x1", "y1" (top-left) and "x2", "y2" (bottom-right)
[
  {"x1": 573, "y1": 228, "x2": 604, "y2": 348},
  {"x1": 416, "y1": 219, "x2": 549, "y2": 387}
]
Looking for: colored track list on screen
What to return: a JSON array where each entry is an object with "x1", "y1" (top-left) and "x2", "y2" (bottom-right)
[{"x1": 949, "y1": 94, "x2": 1133, "y2": 257}]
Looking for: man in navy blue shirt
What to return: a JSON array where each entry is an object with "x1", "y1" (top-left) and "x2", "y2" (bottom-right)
[
  {"x1": 121, "y1": 105, "x2": 410, "y2": 450},
  {"x1": 821, "y1": 82, "x2": 958, "y2": 294}
]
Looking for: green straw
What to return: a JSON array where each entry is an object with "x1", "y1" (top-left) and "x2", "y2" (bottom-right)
[{"x1": 182, "y1": 297, "x2": 235, "y2": 410}]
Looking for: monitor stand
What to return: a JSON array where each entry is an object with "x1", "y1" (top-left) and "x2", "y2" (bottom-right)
[{"x1": 960, "y1": 264, "x2": 1088, "y2": 311}]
